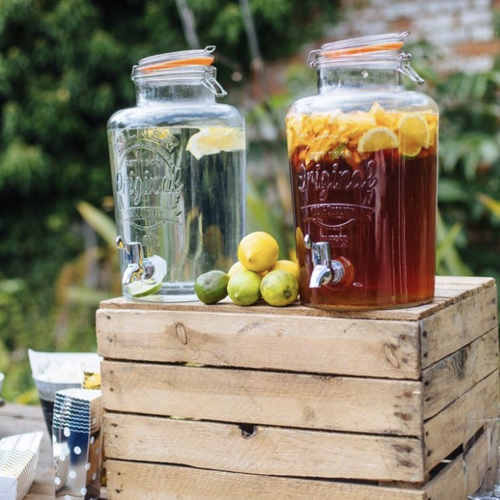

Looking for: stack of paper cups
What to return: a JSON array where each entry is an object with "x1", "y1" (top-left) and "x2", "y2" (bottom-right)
[
  {"x1": 0, "y1": 432, "x2": 43, "y2": 500},
  {"x1": 52, "y1": 389, "x2": 102, "y2": 500}
]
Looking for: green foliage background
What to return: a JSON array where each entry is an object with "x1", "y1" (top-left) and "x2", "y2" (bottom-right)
[
  {"x1": 1, "y1": 0, "x2": 500, "y2": 403},
  {"x1": 0, "y1": 0, "x2": 339, "y2": 401}
]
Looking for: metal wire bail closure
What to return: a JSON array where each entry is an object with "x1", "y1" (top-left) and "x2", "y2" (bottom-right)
[
  {"x1": 397, "y1": 53, "x2": 425, "y2": 85},
  {"x1": 307, "y1": 31, "x2": 425, "y2": 85},
  {"x1": 202, "y1": 70, "x2": 227, "y2": 97}
]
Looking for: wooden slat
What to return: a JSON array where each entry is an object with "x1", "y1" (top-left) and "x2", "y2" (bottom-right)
[
  {"x1": 421, "y1": 285, "x2": 498, "y2": 368},
  {"x1": 98, "y1": 276, "x2": 494, "y2": 321},
  {"x1": 462, "y1": 424, "x2": 490, "y2": 498},
  {"x1": 423, "y1": 453, "x2": 465, "y2": 500},
  {"x1": 424, "y1": 370, "x2": 500, "y2": 473},
  {"x1": 97, "y1": 310, "x2": 421, "y2": 379},
  {"x1": 103, "y1": 409, "x2": 488, "y2": 500},
  {"x1": 422, "y1": 328, "x2": 499, "y2": 419},
  {"x1": 104, "y1": 413, "x2": 425, "y2": 483},
  {"x1": 106, "y1": 460, "x2": 426, "y2": 500},
  {"x1": 101, "y1": 360, "x2": 423, "y2": 436}
]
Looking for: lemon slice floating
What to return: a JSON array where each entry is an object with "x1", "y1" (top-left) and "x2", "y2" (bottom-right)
[
  {"x1": 398, "y1": 113, "x2": 430, "y2": 157},
  {"x1": 358, "y1": 126, "x2": 399, "y2": 153},
  {"x1": 187, "y1": 127, "x2": 245, "y2": 160}
]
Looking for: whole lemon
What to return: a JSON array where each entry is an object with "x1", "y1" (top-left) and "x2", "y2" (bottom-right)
[
  {"x1": 270, "y1": 260, "x2": 300, "y2": 280},
  {"x1": 237, "y1": 232, "x2": 279, "y2": 273},
  {"x1": 227, "y1": 269, "x2": 262, "y2": 306},
  {"x1": 229, "y1": 261, "x2": 268, "y2": 278},
  {"x1": 260, "y1": 270, "x2": 299, "y2": 307},
  {"x1": 194, "y1": 270, "x2": 230, "y2": 305},
  {"x1": 228, "y1": 261, "x2": 247, "y2": 277}
]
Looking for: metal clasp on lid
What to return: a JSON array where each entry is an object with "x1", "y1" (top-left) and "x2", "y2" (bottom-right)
[
  {"x1": 202, "y1": 70, "x2": 227, "y2": 97},
  {"x1": 308, "y1": 49, "x2": 321, "y2": 68},
  {"x1": 397, "y1": 53, "x2": 425, "y2": 85}
]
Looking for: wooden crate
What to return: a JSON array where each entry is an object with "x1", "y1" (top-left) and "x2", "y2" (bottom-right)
[{"x1": 96, "y1": 276, "x2": 499, "y2": 500}]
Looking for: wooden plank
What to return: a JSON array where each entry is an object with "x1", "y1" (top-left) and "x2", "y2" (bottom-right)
[
  {"x1": 101, "y1": 360, "x2": 423, "y2": 436},
  {"x1": 424, "y1": 370, "x2": 500, "y2": 473},
  {"x1": 422, "y1": 328, "x2": 499, "y2": 419},
  {"x1": 98, "y1": 276, "x2": 494, "y2": 321},
  {"x1": 97, "y1": 309, "x2": 421, "y2": 379},
  {"x1": 104, "y1": 412, "x2": 425, "y2": 482},
  {"x1": 462, "y1": 424, "x2": 490, "y2": 498},
  {"x1": 106, "y1": 460, "x2": 426, "y2": 500},
  {"x1": 434, "y1": 276, "x2": 494, "y2": 287},
  {"x1": 422, "y1": 452, "x2": 465, "y2": 500},
  {"x1": 421, "y1": 285, "x2": 498, "y2": 368}
]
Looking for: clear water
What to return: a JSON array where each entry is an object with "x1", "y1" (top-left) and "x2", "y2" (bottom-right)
[{"x1": 108, "y1": 126, "x2": 245, "y2": 302}]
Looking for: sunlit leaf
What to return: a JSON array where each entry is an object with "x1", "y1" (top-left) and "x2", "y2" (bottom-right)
[
  {"x1": 77, "y1": 201, "x2": 116, "y2": 248},
  {"x1": 435, "y1": 211, "x2": 472, "y2": 276},
  {"x1": 478, "y1": 193, "x2": 500, "y2": 218}
]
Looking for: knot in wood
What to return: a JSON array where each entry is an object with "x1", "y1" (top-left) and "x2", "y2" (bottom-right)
[
  {"x1": 384, "y1": 343, "x2": 400, "y2": 369},
  {"x1": 175, "y1": 323, "x2": 188, "y2": 344}
]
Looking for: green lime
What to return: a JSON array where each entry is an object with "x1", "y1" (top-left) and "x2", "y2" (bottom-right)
[
  {"x1": 227, "y1": 269, "x2": 261, "y2": 306},
  {"x1": 194, "y1": 270, "x2": 230, "y2": 305},
  {"x1": 128, "y1": 279, "x2": 162, "y2": 298},
  {"x1": 260, "y1": 269, "x2": 299, "y2": 307}
]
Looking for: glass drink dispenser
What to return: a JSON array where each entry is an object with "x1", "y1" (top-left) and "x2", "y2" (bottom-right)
[
  {"x1": 286, "y1": 33, "x2": 438, "y2": 309},
  {"x1": 108, "y1": 47, "x2": 245, "y2": 302}
]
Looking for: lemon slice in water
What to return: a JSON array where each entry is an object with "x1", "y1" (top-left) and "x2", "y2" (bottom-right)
[
  {"x1": 186, "y1": 127, "x2": 245, "y2": 160},
  {"x1": 358, "y1": 126, "x2": 399, "y2": 153}
]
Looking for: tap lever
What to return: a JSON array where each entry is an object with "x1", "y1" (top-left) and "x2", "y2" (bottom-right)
[
  {"x1": 116, "y1": 236, "x2": 143, "y2": 263},
  {"x1": 312, "y1": 241, "x2": 331, "y2": 268},
  {"x1": 306, "y1": 236, "x2": 345, "y2": 289},
  {"x1": 116, "y1": 235, "x2": 155, "y2": 284}
]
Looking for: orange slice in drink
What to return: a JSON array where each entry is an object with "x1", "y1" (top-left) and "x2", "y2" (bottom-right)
[
  {"x1": 426, "y1": 113, "x2": 438, "y2": 146},
  {"x1": 398, "y1": 113, "x2": 430, "y2": 157},
  {"x1": 186, "y1": 127, "x2": 245, "y2": 160},
  {"x1": 358, "y1": 126, "x2": 399, "y2": 153},
  {"x1": 369, "y1": 102, "x2": 402, "y2": 130},
  {"x1": 334, "y1": 112, "x2": 377, "y2": 141}
]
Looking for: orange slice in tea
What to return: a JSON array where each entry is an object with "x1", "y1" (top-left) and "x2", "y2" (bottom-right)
[
  {"x1": 398, "y1": 113, "x2": 430, "y2": 156},
  {"x1": 426, "y1": 113, "x2": 438, "y2": 146},
  {"x1": 369, "y1": 102, "x2": 402, "y2": 130},
  {"x1": 334, "y1": 112, "x2": 377, "y2": 141},
  {"x1": 358, "y1": 126, "x2": 399, "y2": 153}
]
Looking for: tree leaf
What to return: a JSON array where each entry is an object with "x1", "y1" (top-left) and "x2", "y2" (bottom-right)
[
  {"x1": 77, "y1": 201, "x2": 116, "y2": 248},
  {"x1": 478, "y1": 193, "x2": 500, "y2": 218}
]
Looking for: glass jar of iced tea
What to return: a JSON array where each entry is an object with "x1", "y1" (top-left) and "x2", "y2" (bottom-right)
[
  {"x1": 286, "y1": 32, "x2": 438, "y2": 310},
  {"x1": 108, "y1": 47, "x2": 245, "y2": 302}
]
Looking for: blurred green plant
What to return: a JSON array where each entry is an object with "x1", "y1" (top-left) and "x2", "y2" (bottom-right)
[
  {"x1": 432, "y1": 68, "x2": 500, "y2": 284},
  {"x1": 0, "y1": 0, "x2": 341, "y2": 401},
  {"x1": 2, "y1": 0, "x2": 500, "y2": 403}
]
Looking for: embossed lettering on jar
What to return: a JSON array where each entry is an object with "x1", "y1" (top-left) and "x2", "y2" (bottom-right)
[
  {"x1": 108, "y1": 47, "x2": 246, "y2": 302},
  {"x1": 287, "y1": 32, "x2": 439, "y2": 310}
]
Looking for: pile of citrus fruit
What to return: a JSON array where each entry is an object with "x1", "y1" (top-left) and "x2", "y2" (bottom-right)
[
  {"x1": 286, "y1": 102, "x2": 438, "y2": 168},
  {"x1": 194, "y1": 231, "x2": 300, "y2": 307}
]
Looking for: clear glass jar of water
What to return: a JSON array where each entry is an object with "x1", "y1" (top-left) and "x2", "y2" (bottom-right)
[{"x1": 108, "y1": 47, "x2": 245, "y2": 302}]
